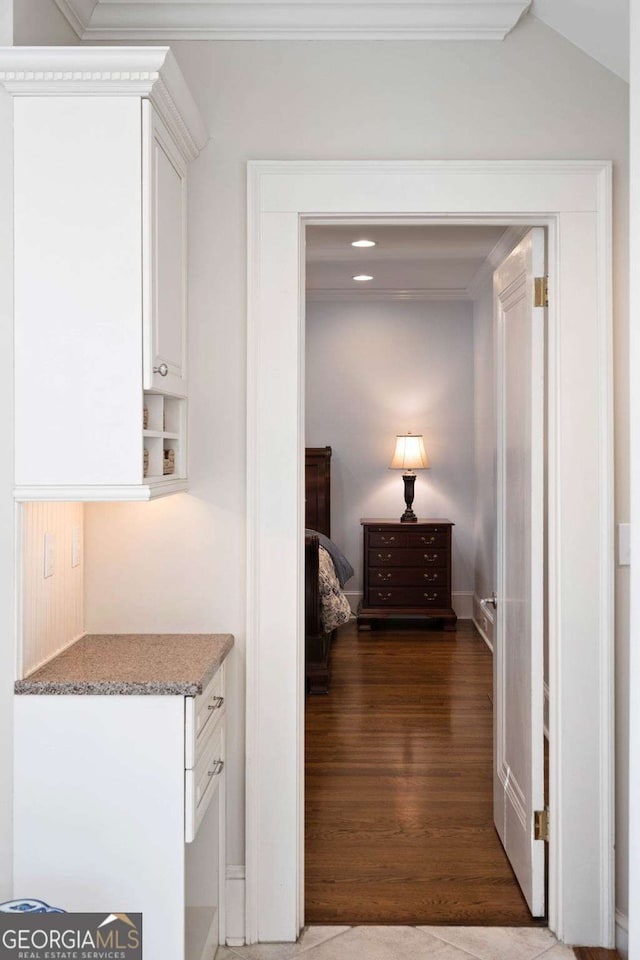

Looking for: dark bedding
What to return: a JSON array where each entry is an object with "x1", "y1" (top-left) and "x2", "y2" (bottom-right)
[{"x1": 305, "y1": 529, "x2": 354, "y2": 587}]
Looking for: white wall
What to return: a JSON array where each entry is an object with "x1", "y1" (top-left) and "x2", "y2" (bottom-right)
[
  {"x1": 12, "y1": 0, "x2": 78, "y2": 44},
  {"x1": 627, "y1": 3, "x2": 639, "y2": 958},
  {"x1": 305, "y1": 297, "x2": 476, "y2": 614},
  {"x1": 4, "y1": 8, "x2": 627, "y2": 934},
  {"x1": 472, "y1": 277, "x2": 496, "y2": 635},
  {"x1": 20, "y1": 503, "x2": 84, "y2": 677},
  {"x1": 0, "y1": 69, "x2": 13, "y2": 905}
]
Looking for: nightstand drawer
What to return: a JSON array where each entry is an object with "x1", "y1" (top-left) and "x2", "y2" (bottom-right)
[
  {"x1": 406, "y1": 529, "x2": 448, "y2": 548},
  {"x1": 369, "y1": 531, "x2": 408, "y2": 548},
  {"x1": 367, "y1": 586, "x2": 448, "y2": 606},
  {"x1": 369, "y1": 567, "x2": 447, "y2": 587},
  {"x1": 368, "y1": 548, "x2": 447, "y2": 568}
]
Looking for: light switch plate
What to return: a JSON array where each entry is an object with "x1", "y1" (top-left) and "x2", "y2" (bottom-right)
[
  {"x1": 617, "y1": 523, "x2": 630, "y2": 566},
  {"x1": 72, "y1": 526, "x2": 82, "y2": 568},
  {"x1": 44, "y1": 532, "x2": 55, "y2": 578}
]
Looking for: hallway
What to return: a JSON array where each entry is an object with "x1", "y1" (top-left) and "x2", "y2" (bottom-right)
[{"x1": 304, "y1": 621, "x2": 538, "y2": 924}]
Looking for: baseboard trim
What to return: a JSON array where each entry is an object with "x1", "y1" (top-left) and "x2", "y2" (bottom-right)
[
  {"x1": 615, "y1": 909, "x2": 628, "y2": 958},
  {"x1": 225, "y1": 865, "x2": 245, "y2": 946},
  {"x1": 452, "y1": 591, "x2": 473, "y2": 619},
  {"x1": 472, "y1": 593, "x2": 494, "y2": 652}
]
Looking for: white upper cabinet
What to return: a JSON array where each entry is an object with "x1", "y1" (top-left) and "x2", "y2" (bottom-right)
[
  {"x1": 143, "y1": 102, "x2": 189, "y2": 398},
  {"x1": 0, "y1": 48, "x2": 207, "y2": 501}
]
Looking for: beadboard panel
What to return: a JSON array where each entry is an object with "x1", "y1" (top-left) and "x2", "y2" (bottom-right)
[{"x1": 21, "y1": 502, "x2": 84, "y2": 677}]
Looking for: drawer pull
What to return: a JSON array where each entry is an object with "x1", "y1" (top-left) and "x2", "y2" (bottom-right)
[
  {"x1": 424, "y1": 553, "x2": 438, "y2": 561},
  {"x1": 421, "y1": 536, "x2": 436, "y2": 544},
  {"x1": 207, "y1": 760, "x2": 224, "y2": 778},
  {"x1": 377, "y1": 592, "x2": 392, "y2": 599},
  {"x1": 380, "y1": 536, "x2": 396, "y2": 544},
  {"x1": 424, "y1": 592, "x2": 438, "y2": 600},
  {"x1": 377, "y1": 553, "x2": 392, "y2": 561},
  {"x1": 377, "y1": 573, "x2": 392, "y2": 581},
  {"x1": 207, "y1": 696, "x2": 224, "y2": 711},
  {"x1": 423, "y1": 572, "x2": 439, "y2": 580}
]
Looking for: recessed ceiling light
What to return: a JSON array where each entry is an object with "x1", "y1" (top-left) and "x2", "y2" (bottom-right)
[
  {"x1": 353, "y1": 274, "x2": 374, "y2": 282},
  {"x1": 351, "y1": 239, "x2": 376, "y2": 248}
]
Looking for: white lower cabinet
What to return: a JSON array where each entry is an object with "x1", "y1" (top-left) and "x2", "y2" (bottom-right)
[{"x1": 13, "y1": 680, "x2": 225, "y2": 960}]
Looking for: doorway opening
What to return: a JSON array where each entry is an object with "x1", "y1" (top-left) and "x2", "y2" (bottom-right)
[
  {"x1": 303, "y1": 222, "x2": 546, "y2": 925},
  {"x1": 245, "y1": 160, "x2": 613, "y2": 948}
]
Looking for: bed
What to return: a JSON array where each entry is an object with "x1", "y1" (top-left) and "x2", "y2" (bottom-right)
[{"x1": 305, "y1": 446, "x2": 352, "y2": 694}]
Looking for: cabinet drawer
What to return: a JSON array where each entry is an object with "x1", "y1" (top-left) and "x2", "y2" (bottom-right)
[
  {"x1": 366, "y1": 586, "x2": 448, "y2": 607},
  {"x1": 406, "y1": 529, "x2": 448, "y2": 548},
  {"x1": 368, "y1": 531, "x2": 408, "y2": 548},
  {"x1": 369, "y1": 567, "x2": 447, "y2": 587},
  {"x1": 185, "y1": 666, "x2": 224, "y2": 770},
  {"x1": 368, "y1": 548, "x2": 447, "y2": 568},
  {"x1": 185, "y1": 723, "x2": 224, "y2": 843}
]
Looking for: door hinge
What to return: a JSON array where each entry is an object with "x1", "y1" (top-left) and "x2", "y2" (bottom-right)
[
  {"x1": 534, "y1": 276, "x2": 548, "y2": 308},
  {"x1": 534, "y1": 808, "x2": 549, "y2": 842}
]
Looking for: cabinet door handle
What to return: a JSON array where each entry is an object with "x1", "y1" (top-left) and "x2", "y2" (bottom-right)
[
  {"x1": 207, "y1": 760, "x2": 224, "y2": 777},
  {"x1": 207, "y1": 696, "x2": 224, "y2": 711},
  {"x1": 380, "y1": 536, "x2": 396, "y2": 543},
  {"x1": 377, "y1": 572, "x2": 392, "y2": 581},
  {"x1": 154, "y1": 362, "x2": 169, "y2": 377},
  {"x1": 377, "y1": 553, "x2": 392, "y2": 561},
  {"x1": 377, "y1": 592, "x2": 392, "y2": 599}
]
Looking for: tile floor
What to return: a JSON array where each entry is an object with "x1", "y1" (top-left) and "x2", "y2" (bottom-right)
[{"x1": 217, "y1": 926, "x2": 577, "y2": 960}]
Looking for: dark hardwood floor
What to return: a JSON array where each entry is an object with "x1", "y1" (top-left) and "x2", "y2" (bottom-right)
[
  {"x1": 305, "y1": 620, "x2": 540, "y2": 925},
  {"x1": 573, "y1": 950, "x2": 621, "y2": 960}
]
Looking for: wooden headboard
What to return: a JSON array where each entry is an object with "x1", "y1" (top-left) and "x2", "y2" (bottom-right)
[{"x1": 305, "y1": 446, "x2": 331, "y2": 538}]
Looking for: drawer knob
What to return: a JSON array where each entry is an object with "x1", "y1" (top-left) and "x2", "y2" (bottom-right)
[
  {"x1": 207, "y1": 760, "x2": 224, "y2": 778},
  {"x1": 378, "y1": 553, "x2": 392, "y2": 561},
  {"x1": 377, "y1": 573, "x2": 392, "y2": 581},
  {"x1": 207, "y1": 696, "x2": 224, "y2": 711},
  {"x1": 154, "y1": 362, "x2": 169, "y2": 377},
  {"x1": 381, "y1": 536, "x2": 396, "y2": 543},
  {"x1": 377, "y1": 592, "x2": 392, "y2": 599}
]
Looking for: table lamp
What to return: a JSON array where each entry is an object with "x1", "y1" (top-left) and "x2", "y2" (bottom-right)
[{"x1": 389, "y1": 432, "x2": 430, "y2": 523}]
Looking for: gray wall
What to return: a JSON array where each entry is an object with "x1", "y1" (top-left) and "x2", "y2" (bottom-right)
[
  {"x1": 305, "y1": 297, "x2": 476, "y2": 606},
  {"x1": 472, "y1": 278, "x2": 496, "y2": 615}
]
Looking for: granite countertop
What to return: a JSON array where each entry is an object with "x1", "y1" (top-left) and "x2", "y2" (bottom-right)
[{"x1": 15, "y1": 633, "x2": 234, "y2": 696}]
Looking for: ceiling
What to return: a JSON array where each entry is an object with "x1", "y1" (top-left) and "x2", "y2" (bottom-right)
[
  {"x1": 51, "y1": 0, "x2": 629, "y2": 79},
  {"x1": 305, "y1": 224, "x2": 510, "y2": 300}
]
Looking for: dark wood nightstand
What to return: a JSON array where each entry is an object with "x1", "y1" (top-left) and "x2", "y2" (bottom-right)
[{"x1": 357, "y1": 519, "x2": 457, "y2": 631}]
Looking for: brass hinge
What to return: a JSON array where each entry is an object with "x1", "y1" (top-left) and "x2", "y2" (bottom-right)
[
  {"x1": 534, "y1": 276, "x2": 548, "y2": 308},
  {"x1": 534, "y1": 808, "x2": 549, "y2": 842}
]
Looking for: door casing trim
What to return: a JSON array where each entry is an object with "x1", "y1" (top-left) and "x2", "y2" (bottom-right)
[{"x1": 245, "y1": 160, "x2": 614, "y2": 947}]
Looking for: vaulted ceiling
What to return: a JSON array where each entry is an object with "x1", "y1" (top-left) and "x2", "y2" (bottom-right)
[{"x1": 52, "y1": 0, "x2": 628, "y2": 80}]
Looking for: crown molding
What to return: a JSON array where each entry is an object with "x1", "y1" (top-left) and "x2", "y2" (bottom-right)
[
  {"x1": 53, "y1": 0, "x2": 531, "y2": 41},
  {"x1": 0, "y1": 46, "x2": 208, "y2": 161},
  {"x1": 306, "y1": 287, "x2": 472, "y2": 302}
]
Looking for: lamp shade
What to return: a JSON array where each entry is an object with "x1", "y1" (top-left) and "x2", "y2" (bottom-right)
[{"x1": 390, "y1": 433, "x2": 429, "y2": 471}]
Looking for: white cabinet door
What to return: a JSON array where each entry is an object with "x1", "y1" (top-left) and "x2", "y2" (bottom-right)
[{"x1": 143, "y1": 102, "x2": 188, "y2": 397}]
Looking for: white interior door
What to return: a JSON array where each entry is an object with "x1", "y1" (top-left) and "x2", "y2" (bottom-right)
[{"x1": 494, "y1": 228, "x2": 546, "y2": 917}]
